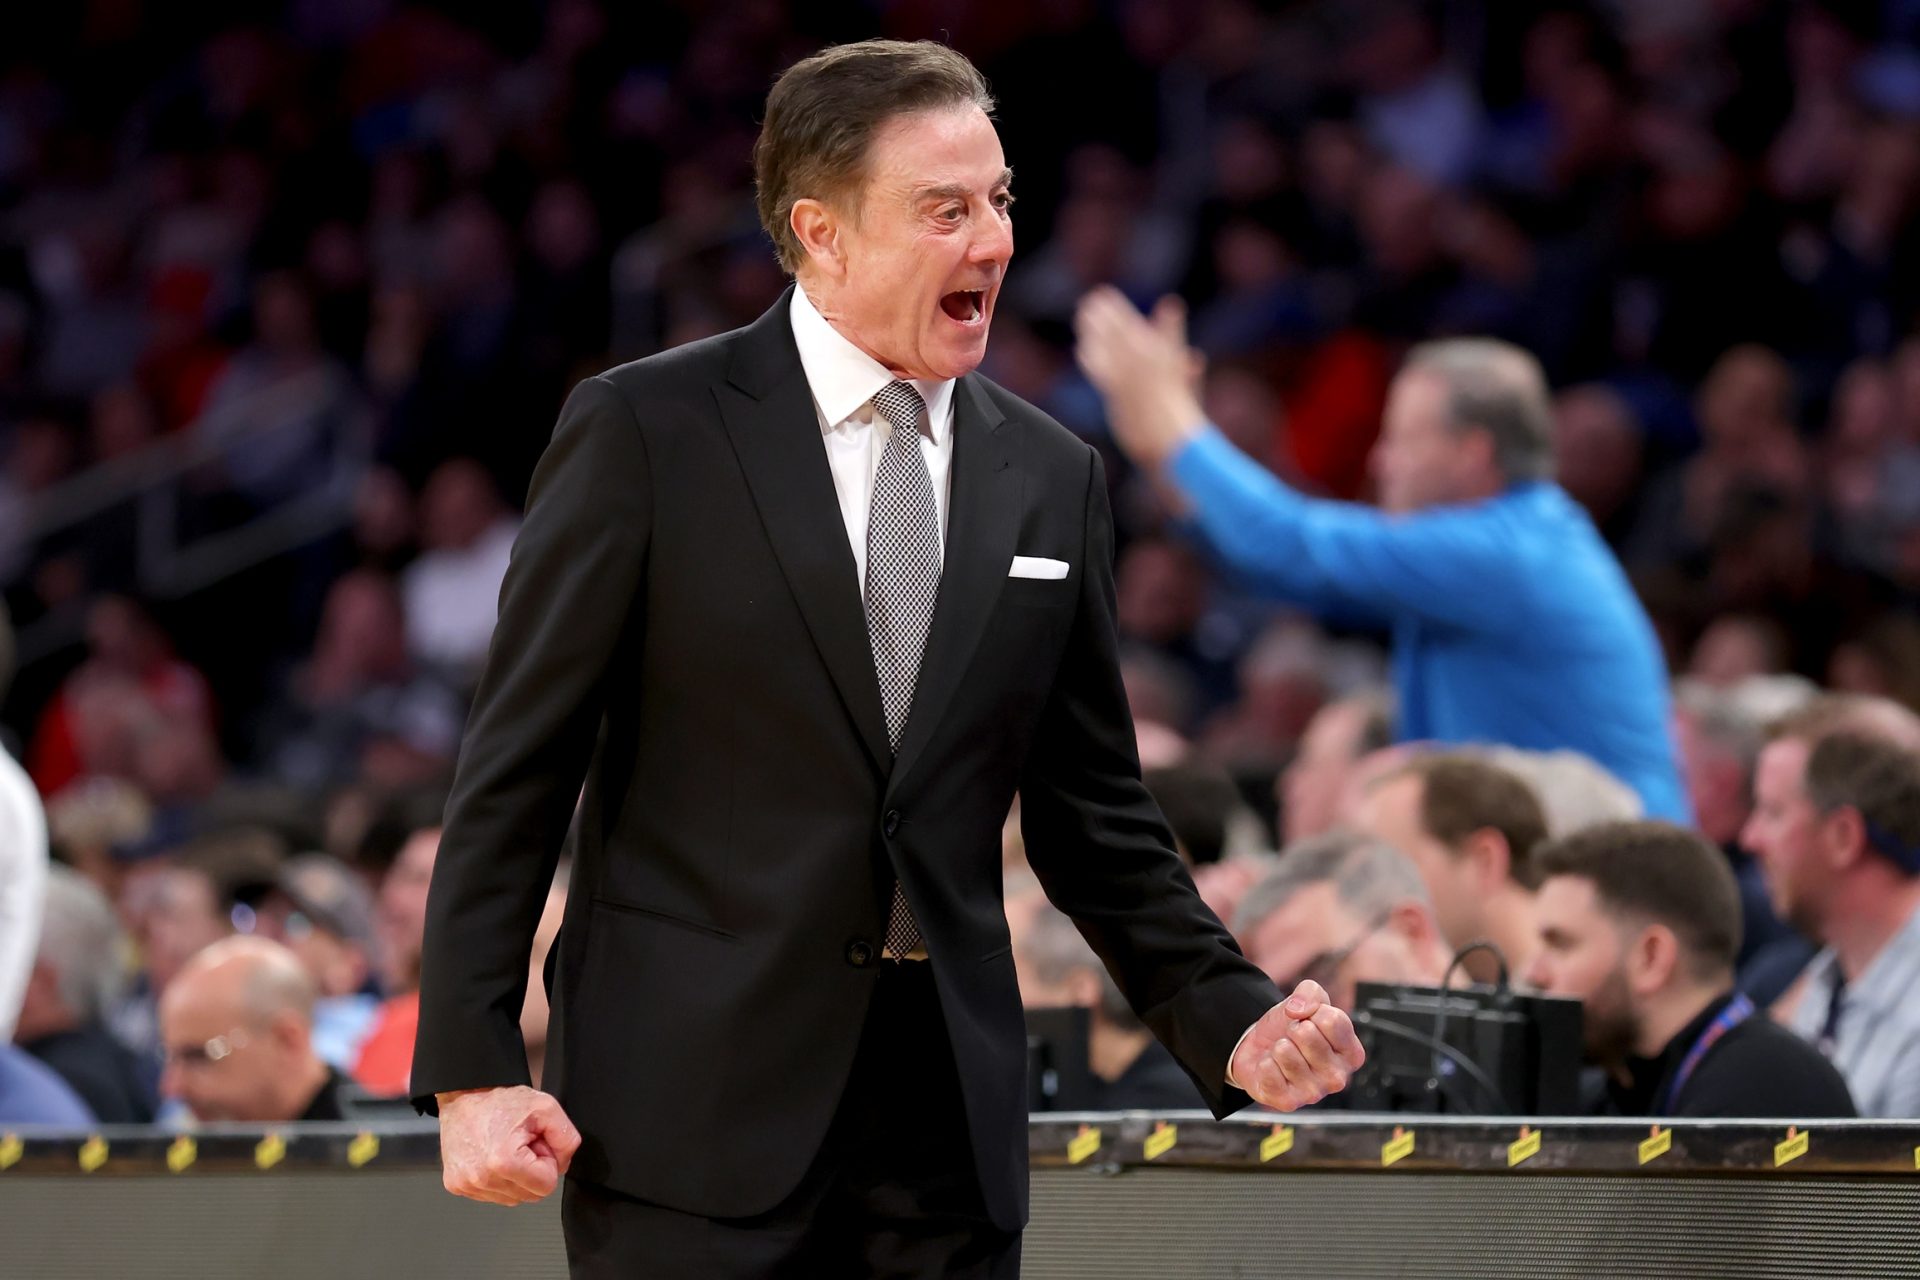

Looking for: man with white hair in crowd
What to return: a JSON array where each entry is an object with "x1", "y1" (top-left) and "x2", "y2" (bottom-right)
[
  {"x1": 158, "y1": 935, "x2": 359, "y2": 1124},
  {"x1": 1233, "y1": 833, "x2": 1453, "y2": 1011},
  {"x1": 14, "y1": 865, "x2": 155, "y2": 1122},
  {"x1": 1672, "y1": 678, "x2": 1816, "y2": 1001}
]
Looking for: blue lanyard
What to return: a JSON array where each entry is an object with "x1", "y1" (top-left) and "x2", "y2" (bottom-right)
[{"x1": 1659, "y1": 993, "x2": 1755, "y2": 1114}]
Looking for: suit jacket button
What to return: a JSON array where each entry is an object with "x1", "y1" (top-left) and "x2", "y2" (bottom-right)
[
  {"x1": 883, "y1": 810, "x2": 901, "y2": 837},
  {"x1": 845, "y1": 939, "x2": 875, "y2": 968}
]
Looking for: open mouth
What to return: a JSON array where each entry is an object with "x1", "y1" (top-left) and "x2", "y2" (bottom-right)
[{"x1": 939, "y1": 289, "x2": 986, "y2": 325}]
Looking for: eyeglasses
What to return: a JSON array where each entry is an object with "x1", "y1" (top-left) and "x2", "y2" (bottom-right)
[{"x1": 160, "y1": 1027, "x2": 254, "y2": 1070}]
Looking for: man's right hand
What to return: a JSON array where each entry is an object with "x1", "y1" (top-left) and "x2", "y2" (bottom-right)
[{"x1": 437, "y1": 1085, "x2": 582, "y2": 1206}]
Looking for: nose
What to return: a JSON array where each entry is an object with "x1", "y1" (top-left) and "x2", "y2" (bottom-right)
[
  {"x1": 1521, "y1": 954, "x2": 1551, "y2": 992},
  {"x1": 970, "y1": 210, "x2": 1012, "y2": 267}
]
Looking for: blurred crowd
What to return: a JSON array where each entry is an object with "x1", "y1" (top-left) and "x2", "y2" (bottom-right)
[{"x1": 5, "y1": 0, "x2": 1920, "y2": 1127}]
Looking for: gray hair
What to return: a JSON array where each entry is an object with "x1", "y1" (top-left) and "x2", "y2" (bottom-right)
[
  {"x1": 36, "y1": 866, "x2": 128, "y2": 1023},
  {"x1": 1022, "y1": 903, "x2": 1138, "y2": 1030},
  {"x1": 1234, "y1": 831, "x2": 1431, "y2": 937},
  {"x1": 1469, "y1": 746, "x2": 1642, "y2": 838},
  {"x1": 1404, "y1": 338, "x2": 1556, "y2": 483},
  {"x1": 1674, "y1": 678, "x2": 1764, "y2": 776}
]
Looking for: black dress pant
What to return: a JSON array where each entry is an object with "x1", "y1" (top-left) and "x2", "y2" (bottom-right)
[{"x1": 562, "y1": 961, "x2": 1022, "y2": 1279}]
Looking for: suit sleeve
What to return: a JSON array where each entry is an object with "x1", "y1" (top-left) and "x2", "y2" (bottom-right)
[
  {"x1": 1018, "y1": 448, "x2": 1279, "y2": 1117},
  {"x1": 410, "y1": 376, "x2": 652, "y2": 1112}
]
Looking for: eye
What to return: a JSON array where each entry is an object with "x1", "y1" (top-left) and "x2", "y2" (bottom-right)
[
  {"x1": 937, "y1": 205, "x2": 964, "y2": 223},
  {"x1": 993, "y1": 192, "x2": 1016, "y2": 212}
]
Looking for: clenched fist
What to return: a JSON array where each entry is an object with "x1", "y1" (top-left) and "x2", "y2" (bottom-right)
[
  {"x1": 437, "y1": 1084, "x2": 582, "y2": 1206},
  {"x1": 1230, "y1": 980, "x2": 1367, "y2": 1112}
]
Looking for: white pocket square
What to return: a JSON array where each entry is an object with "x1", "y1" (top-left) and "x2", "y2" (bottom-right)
[{"x1": 1008, "y1": 555, "x2": 1069, "y2": 580}]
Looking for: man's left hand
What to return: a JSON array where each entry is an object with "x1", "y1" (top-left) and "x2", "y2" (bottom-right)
[{"x1": 1230, "y1": 980, "x2": 1367, "y2": 1112}]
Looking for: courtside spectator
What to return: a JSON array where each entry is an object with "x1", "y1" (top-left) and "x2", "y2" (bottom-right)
[
  {"x1": 1528, "y1": 821, "x2": 1854, "y2": 1119},
  {"x1": 1745, "y1": 715, "x2": 1920, "y2": 1116},
  {"x1": 353, "y1": 824, "x2": 436, "y2": 1095},
  {"x1": 15, "y1": 866, "x2": 155, "y2": 1123},
  {"x1": 1234, "y1": 833, "x2": 1452, "y2": 1009},
  {"x1": 257, "y1": 854, "x2": 382, "y2": 1072},
  {"x1": 158, "y1": 936, "x2": 360, "y2": 1124},
  {"x1": 1354, "y1": 754, "x2": 1548, "y2": 983},
  {"x1": 1015, "y1": 903, "x2": 1206, "y2": 1110}
]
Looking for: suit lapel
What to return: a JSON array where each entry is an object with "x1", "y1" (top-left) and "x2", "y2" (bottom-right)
[
  {"x1": 716, "y1": 292, "x2": 893, "y2": 775},
  {"x1": 888, "y1": 374, "x2": 1021, "y2": 793}
]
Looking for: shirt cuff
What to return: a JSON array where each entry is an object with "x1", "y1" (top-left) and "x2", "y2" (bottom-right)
[{"x1": 1224, "y1": 1018, "x2": 1262, "y2": 1090}]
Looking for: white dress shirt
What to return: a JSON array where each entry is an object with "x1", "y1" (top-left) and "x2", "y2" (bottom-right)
[{"x1": 789, "y1": 285, "x2": 955, "y2": 591}]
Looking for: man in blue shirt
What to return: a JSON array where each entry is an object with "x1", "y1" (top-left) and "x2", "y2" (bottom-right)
[{"x1": 1073, "y1": 287, "x2": 1686, "y2": 821}]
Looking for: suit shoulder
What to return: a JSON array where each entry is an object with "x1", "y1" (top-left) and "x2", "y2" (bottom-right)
[
  {"x1": 968, "y1": 374, "x2": 1096, "y2": 469},
  {"x1": 590, "y1": 328, "x2": 737, "y2": 402}
]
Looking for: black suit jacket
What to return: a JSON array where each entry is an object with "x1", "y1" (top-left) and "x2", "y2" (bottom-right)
[{"x1": 411, "y1": 288, "x2": 1278, "y2": 1231}]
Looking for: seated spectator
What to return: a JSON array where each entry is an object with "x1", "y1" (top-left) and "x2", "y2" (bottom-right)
[
  {"x1": 158, "y1": 935, "x2": 359, "y2": 1123},
  {"x1": 14, "y1": 866, "x2": 155, "y2": 1123},
  {"x1": 353, "y1": 824, "x2": 437, "y2": 1096},
  {"x1": 260, "y1": 569, "x2": 464, "y2": 793},
  {"x1": 1526, "y1": 821, "x2": 1854, "y2": 1120},
  {"x1": 401, "y1": 457, "x2": 519, "y2": 683},
  {"x1": 1354, "y1": 754, "x2": 1548, "y2": 984},
  {"x1": 1744, "y1": 705, "x2": 1920, "y2": 1117},
  {"x1": 111, "y1": 863, "x2": 232, "y2": 1063},
  {"x1": 257, "y1": 854, "x2": 382, "y2": 1072},
  {"x1": 1672, "y1": 679, "x2": 1814, "y2": 1003},
  {"x1": 1279, "y1": 690, "x2": 1394, "y2": 844},
  {"x1": 1233, "y1": 833, "x2": 1452, "y2": 1009},
  {"x1": 1014, "y1": 902, "x2": 1205, "y2": 1110},
  {"x1": 0, "y1": 1043, "x2": 94, "y2": 1126}
]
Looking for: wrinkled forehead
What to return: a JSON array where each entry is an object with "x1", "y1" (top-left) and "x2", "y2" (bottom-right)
[{"x1": 858, "y1": 106, "x2": 1010, "y2": 202}]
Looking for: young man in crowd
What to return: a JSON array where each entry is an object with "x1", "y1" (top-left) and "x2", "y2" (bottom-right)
[
  {"x1": 1526, "y1": 821, "x2": 1854, "y2": 1119},
  {"x1": 1353, "y1": 753, "x2": 1548, "y2": 983}
]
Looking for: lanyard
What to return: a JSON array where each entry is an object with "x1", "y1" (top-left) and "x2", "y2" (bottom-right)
[{"x1": 1659, "y1": 992, "x2": 1755, "y2": 1114}]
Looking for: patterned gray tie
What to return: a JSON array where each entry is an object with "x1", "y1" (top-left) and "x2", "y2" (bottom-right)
[{"x1": 867, "y1": 380, "x2": 940, "y2": 956}]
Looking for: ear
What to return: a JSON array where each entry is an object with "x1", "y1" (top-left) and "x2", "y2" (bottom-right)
[
  {"x1": 1460, "y1": 829, "x2": 1511, "y2": 891},
  {"x1": 1388, "y1": 900, "x2": 1436, "y2": 947},
  {"x1": 789, "y1": 197, "x2": 846, "y2": 278},
  {"x1": 269, "y1": 1010, "x2": 310, "y2": 1055},
  {"x1": 1819, "y1": 806, "x2": 1867, "y2": 874},
  {"x1": 1625, "y1": 924, "x2": 1681, "y2": 996}
]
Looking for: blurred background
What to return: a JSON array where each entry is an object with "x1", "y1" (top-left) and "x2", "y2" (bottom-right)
[{"x1": 4, "y1": 0, "x2": 1920, "y2": 1126}]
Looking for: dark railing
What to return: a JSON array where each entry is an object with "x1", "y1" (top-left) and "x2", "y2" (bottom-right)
[{"x1": 5, "y1": 1114, "x2": 1919, "y2": 1278}]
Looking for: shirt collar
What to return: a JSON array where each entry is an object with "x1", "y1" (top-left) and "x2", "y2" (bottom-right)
[{"x1": 789, "y1": 283, "x2": 953, "y2": 444}]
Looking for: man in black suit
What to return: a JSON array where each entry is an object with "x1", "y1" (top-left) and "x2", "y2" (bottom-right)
[{"x1": 413, "y1": 39, "x2": 1364, "y2": 1279}]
